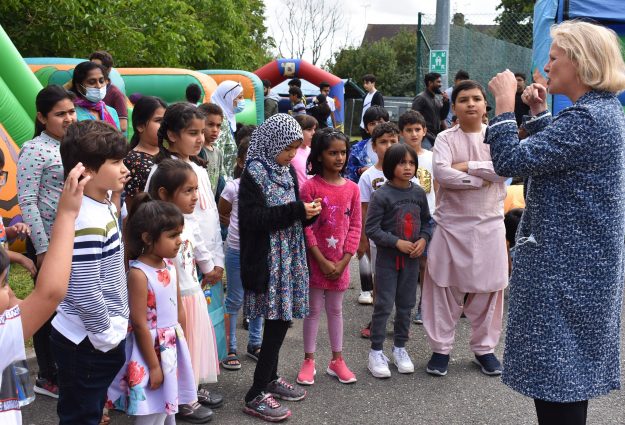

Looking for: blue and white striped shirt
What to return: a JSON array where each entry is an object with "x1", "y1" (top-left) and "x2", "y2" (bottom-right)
[{"x1": 52, "y1": 196, "x2": 128, "y2": 352}]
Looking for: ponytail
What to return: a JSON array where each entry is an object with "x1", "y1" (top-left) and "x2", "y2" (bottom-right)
[
  {"x1": 155, "y1": 102, "x2": 206, "y2": 165},
  {"x1": 125, "y1": 192, "x2": 184, "y2": 260},
  {"x1": 34, "y1": 85, "x2": 75, "y2": 138},
  {"x1": 147, "y1": 158, "x2": 195, "y2": 200}
]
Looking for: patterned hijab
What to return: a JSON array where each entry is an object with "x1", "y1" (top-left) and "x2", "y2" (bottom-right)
[
  {"x1": 246, "y1": 114, "x2": 304, "y2": 177},
  {"x1": 210, "y1": 80, "x2": 243, "y2": 132}
]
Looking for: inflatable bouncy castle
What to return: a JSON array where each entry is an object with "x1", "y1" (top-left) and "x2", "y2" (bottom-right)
[{"x1": 255, "y1": 59, "x2": 345, "y2": 126}]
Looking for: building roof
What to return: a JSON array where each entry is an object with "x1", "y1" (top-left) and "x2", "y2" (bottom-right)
[{"x1": 361, "y1": 23, "x2": 499, "y2": 45}]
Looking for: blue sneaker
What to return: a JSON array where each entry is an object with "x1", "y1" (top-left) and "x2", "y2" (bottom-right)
[
  {"x1": 473, "y1": 353, "x2": 502, "y2": 376},
  {"x1": 426, "y1": 353, "x2": 449, "y2": 376}
]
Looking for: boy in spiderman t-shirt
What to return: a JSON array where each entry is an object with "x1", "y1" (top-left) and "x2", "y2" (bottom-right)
[{"x1": 364, "y1": 143, "x2": 432, "y2": 378}]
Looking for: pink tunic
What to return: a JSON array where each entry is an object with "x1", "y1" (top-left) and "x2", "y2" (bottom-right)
[
  {"x1": 292, "y1": 146, "x2": 311, "y2": 188},
  {"x1": 427, "y1": 124, "x2": 508, "y2": 293},
  {"x1": 300, "y1": 175, "x2": 361, "y2": 291}
]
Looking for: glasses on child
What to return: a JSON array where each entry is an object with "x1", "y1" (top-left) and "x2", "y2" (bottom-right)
[{"x1": 0, "y1": 171, "x2": 8, "y2": 187}]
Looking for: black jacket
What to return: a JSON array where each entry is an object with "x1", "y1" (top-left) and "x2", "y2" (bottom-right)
[{"x1": 238, "y1": 165, "x2": 317, "y2": 293}]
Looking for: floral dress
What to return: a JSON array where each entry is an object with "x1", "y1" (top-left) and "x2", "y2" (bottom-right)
[
  {"x1": 107, "y1": 260, "x2": 196, "y2": 416},
  {"x1": 243, "y1": 161, "x2": 310, "y2": 321},
  {"x1": 123, "y1": 150, "x2": 156, "y2": 197}
]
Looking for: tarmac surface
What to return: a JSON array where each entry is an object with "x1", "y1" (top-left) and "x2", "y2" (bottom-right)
[{"x1": 22, "y1": 259, "x2": 625, "y2": 424}]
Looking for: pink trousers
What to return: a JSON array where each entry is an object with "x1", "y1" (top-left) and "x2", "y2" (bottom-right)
[
  {"x1": 303, "y1": 287, "x2": 345, "y2": 353},
  {"x1": 421, "y1": 279, "x2": 504, "y2": 355}
]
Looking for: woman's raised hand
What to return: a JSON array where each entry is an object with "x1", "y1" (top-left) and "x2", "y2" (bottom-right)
[
  {"x1": 488, "y1": 70, "x2": 517, "y2": 115},
  {"x1": 522, "y1": 83, "x2": 548, "y2": 116}
]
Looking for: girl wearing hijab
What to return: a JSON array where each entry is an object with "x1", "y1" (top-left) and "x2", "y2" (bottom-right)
[
  {"x1": 210, "y1": 80, "x2": 245, "y2": 179},
  {"x1": 239, "y1": 114, "x2": 321, "y2": 422},
  {"x1": 69, "y1": 61, "x2": 121, "y2": 130}
]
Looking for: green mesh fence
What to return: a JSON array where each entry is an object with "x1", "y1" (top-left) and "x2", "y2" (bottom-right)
[{"x1": 415, "y1": 13, "x2": 532, "y2": 114}]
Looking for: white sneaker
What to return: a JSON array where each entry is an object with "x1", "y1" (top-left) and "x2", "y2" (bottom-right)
[
  {"x1": 368, "y1": 350, "x2": 391, "y2": 378},
  {"x1": 358, "y1": 291, "x2": 373, "y2": 305},
  {"x1": 392, "y1": 346, "x2": 415, "y2": 374}
]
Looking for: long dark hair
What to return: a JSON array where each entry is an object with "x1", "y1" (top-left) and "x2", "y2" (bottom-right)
[
  {"x1": 130, "y1": 96, "x2": 167, "y2": 149},
  {"x1": 233, "y1": 137, "x2": 250, "y2": 179},
  {"x1": 155, "y1": 102, "x2": 206, "y2": 167},
  {"x1": 125, "y1": 192, "x2": 184, "y2": 260},
  {"x1": 307, "y1": 128, "x2": 350, "y2": 176},
  {"x1": 34, "y1": 85, "x2": 75, "y2": 138},
  {"x1": 70, "y1": 61, "x2": 107, "y2": 100}
]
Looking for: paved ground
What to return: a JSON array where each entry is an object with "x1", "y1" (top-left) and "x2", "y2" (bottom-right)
[{"x1": 22, "y1": 260, "x2": 625, "y2": 424}]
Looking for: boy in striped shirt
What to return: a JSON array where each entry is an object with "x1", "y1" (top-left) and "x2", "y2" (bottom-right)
[{"x1": 52, "y1": 120, "x2": 129, "y2": 425}]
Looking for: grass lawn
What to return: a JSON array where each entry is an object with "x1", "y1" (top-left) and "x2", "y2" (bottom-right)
[
  {"x1": 9, "y1": 264, "x2": 35, "y2": 349},
  {"x1": 10, "y1": 263, "x2": 34, "y2": 299}
]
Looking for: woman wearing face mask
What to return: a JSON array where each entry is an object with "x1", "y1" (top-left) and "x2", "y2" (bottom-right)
[
  {"x1": 209, "y1": 80, "x2": 245, "y2": 179},
  {"x1": 69, "y1": 61, "x2": 121, "y2": 131}
]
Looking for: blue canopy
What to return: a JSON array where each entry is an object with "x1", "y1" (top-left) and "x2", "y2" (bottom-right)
[{"x1": 533, "y1": 0, "x2": 625, "y2": 113}]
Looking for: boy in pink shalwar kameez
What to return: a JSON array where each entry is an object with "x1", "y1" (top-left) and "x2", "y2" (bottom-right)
[{"x1": 421, "y1": 80, "x2": 508, "y2": 377}]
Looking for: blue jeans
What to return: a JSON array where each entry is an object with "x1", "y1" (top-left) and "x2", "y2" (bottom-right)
[
  {"x1": 225, "y1": 246, "x2": 263, "y2": 352},
  {"x1": 51, "y1": 328, "x2": 126, "y2": 425}
]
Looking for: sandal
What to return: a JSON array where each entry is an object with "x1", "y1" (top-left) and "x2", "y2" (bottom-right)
[
  {"x1": 246, "y1": 345, "x2": 261, "y2": 362},
  {"x1": 221, "y1": 352, "x2": 241, "y2": 370}
]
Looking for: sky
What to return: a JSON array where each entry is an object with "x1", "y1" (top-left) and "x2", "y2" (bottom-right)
[{"x1": 263, "y1": 0, "x2": 502, "y2": 64}]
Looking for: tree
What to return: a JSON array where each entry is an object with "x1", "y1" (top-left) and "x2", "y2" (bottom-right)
[
  {"x1": 495, "y1": 0, "x2": 534, "y2": 48},
  {"x1": 273, "y1": 0, "x2": 343, "y2": 65},
  {"x1": 0, "y1": 0, "x2": 272, "y2": 69},
  {"x1": 328, "y1": 39, "x2": 398, "y2": 95}
]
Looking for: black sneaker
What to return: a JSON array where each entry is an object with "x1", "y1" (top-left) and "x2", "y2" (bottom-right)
[
  {"x1": 266, "y1": 377, "x2": 306, "y2": 401},
  {"x1": 243, "y1": 392, "x2": 291, "y2": 422},
  {"x1": 176, "y1": 401, "x2": 213, "y2": 423},
  {"x1": 473, "y1": 353, "x2": 502, "y2": 376},
  {"x1": 197, "y1": 388, "x2": 224, "y2": 408},
  {"x1": 426, "y1": 352, "x2": 449, "y2": 376}
]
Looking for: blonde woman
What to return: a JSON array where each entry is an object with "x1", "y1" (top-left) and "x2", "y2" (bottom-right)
[{"x1": 488, "y1": 21, "x2": 625, "y2": 424}]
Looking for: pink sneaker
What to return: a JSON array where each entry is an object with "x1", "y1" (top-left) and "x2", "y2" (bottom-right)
[
  {"x1": 296, "y1": 358, "x2": 316, "y2": 385},
  {"x1": 327, "y1": 357, "x2": 357, "y2": 384}
]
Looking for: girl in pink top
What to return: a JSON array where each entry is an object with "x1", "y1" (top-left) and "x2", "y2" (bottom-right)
[
  {"x1": 297, "y1": 128, "x2": 361, "y2": 385},
  {"x1": 292, "y1": 115, "x2": 318, "y2": 187}
]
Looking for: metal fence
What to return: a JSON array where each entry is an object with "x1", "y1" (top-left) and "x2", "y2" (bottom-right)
[
  {"x1": 343, "y1": 12, "x2": 533, "y2": 136},
  {"x1": 416, "y1": 12, "x2": 533, "y2": 108}
]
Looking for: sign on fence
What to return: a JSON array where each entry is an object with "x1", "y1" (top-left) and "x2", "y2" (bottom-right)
[{"x1": 429, "y1": 50, "x2": 448, "y2": 74}]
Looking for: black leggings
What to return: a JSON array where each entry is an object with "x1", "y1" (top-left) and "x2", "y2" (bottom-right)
[
  {"x1": 534, "y1": 399, "x2": 588, "y2": 425},
  {"x1": 245, "y1": 319, "x2": 290, "y2": 402}
]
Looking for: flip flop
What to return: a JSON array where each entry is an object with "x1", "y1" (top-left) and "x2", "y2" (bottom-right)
[
  {"x1": 246, "y1": 346, "x2": 261, "y2": 362},
  {"x1": 221, "y1": 352, "x2": 242, "y2": 370}
]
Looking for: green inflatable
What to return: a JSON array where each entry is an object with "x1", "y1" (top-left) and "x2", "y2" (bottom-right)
[
  {"x1": 0, "y1": 25, "x2": 42, "y2": 120},
  {"x1": 0, "y1": 75, "x2": 34, "y2": 146}
]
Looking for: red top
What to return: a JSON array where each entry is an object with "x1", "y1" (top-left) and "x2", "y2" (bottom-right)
[
  {"x1": 104, "y1": 83, "x2": 128, "y2": 119},
  {"x1": 300, "y1": 175, "x2": 361, "y2": 291}
]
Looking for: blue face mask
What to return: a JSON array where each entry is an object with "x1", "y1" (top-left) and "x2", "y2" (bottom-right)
[
  {"x1": 83, "y1": 85, "x2": 107, "y2": 103},
  {"x1": 234, "y1": 99, "x2": 246, "y2": 114}
]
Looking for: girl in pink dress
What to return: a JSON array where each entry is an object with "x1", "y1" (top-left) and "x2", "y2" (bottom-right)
[
  {"x1": 107, "y1": 195, "x2": 197, "y2": 425},
  {"x1": 297, "y1": 128, "x2": 361, "y2": 385}
]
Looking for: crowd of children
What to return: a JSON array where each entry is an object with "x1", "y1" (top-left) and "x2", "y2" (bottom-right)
[{"x1": 0, "y1": 75, "x2": 515, "y2": 425}]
